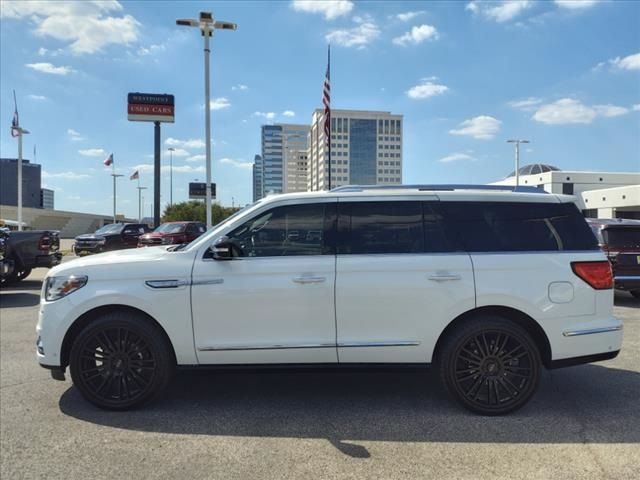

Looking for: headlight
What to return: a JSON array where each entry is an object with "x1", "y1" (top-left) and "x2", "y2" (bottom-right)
[
  {"x1": 161, "y1": 237, "x2": 173, "y2": 244},
  {"x1": 44, "y1": 275, "x2": 88, "y2": 302}
]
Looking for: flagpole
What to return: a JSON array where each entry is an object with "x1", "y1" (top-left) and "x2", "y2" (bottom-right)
[{"x1": 110, "y1": 159, "x2": 123, "y2": 224}]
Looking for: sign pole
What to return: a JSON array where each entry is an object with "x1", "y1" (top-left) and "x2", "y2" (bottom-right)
[{"x1": 154, "y1": 121, "x2": 161, "y2": 227}]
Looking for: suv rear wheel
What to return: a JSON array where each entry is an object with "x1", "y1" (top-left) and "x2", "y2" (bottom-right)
[
  {"x1": 69, "y1": 313, "x2": 174, "y2": 410},
  {"x1": 438, "y1": 316, "x2": 541, "y2": 415}
]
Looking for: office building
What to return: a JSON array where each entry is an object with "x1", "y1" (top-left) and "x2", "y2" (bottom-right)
[
  {"x1": 0, "y1": 158, "x2": 42, "y2": 208},
  {"x1": 259, "y1": 124, "x2": 310, "y2": 198},
  {"x1": 308, "y1": 109, "x2": 403, "y2": 191},
  {"x1": 252, "y1": 154, "x2": 263, "y2": 202},
  {"x1": 492, "y1": 164, "x2": 640, "y2": 219},
  {"x1": 40, "y1": 188, "x2": 55, "y2": 210}
]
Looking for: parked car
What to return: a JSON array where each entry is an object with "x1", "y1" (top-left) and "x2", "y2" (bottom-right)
[
  {"x1": 73, "y1": 223, "x2": 151, "y2": 255},
  {"x1": 0, "y1": 229, "x2": 14, "y2": 282},
  {"x1": 37, "y1": 186, "x2": 621, "y2": 415},
  {"x1": 137, "y1": 221, "x2": 206, "y2": 247},
  {"x1": 1, "y1": 229, "x2": 61, "y2": 285},
  {"x1": 587, "y1": 218, "x2": 640, "y2": 299}
]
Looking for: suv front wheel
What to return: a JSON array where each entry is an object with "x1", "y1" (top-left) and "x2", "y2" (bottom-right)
[
  {"x1": 69, "y1": 312, "x2": 175, "y2": 410},
  {"x1": 438, "y1": 316, "x2": 541, "y2": 415}
]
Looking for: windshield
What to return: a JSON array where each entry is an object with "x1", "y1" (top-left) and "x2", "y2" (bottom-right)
[
  {"x1": 155, "y1": 223, "x2": 186, "y2": 234},
  {"x1": 95, "y1": 224, "x2": 124, "y2": 235},
  {"x1": 603, "y1": 228, "x2": 640, "y2": 249}
]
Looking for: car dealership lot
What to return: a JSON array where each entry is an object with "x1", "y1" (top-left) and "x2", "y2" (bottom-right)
[{"x1": 1, "y1": 266, "x2": 639, "y2": 480}]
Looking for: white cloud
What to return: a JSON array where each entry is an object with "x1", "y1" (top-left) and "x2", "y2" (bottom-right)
[
  {"x1": 325, "y1": 17, "x2": 380, "y2": 49},
  {"x1": 633, "y1": 104, "x2": 640, "y2": 112},
  {"x1": 42, "y1": 171, "x2": 90, "y2": 180},
  {"x1": 438, "y1": 153, "x2": 477, "y2": 163},
  {"x1": 209, "y1": 97, "x2": 231, "y2": 110},
  {"x1": 609, "y1": 52, "x2": 640, "y2": 71},
  {"x1": 593, "y1": 104, "x2": 630, "y2": 118},
  {"x1": 554, "y1": 0, "x2": 599, "y2": 9},
  {"x1": 291, "y1": 0, "x2": 353, "y2": 20},
  {"x1": 254, "y1": 111, "x2": 277, "y2": 120},
  {"x1": 37, "y1": 47, "x2": 47, "y2": 56},
  {"x1": 133, "y1": 163, "x2": 205, "y2": 174},
  {"x1": 466, "y1": 0, "x2": 533, "y2": 23},
  {"x1": 395, "y1": 11, "x2": 426, "y2": 22},
  {"x1": 392, "y1": 24, "x2": 439, "y2": 46},
  {"x1": 137, "y1": 43, "x2": 165, "y2": 56},
  {"x1": 165, "y1": 137, "x2": 205, "y2": 149},
  {"x1": 220, "y1": 158, "x2": 253, "y2": 170},
  {"x1": 67, "y1": 129, "x2": 84, "y2": 141},
  {"x1": 78, "y1": 148, "x2": 107, "y2": 157},
  {"x1": 532, "y1": 98, "x2": 596, "y2": 124},
  {"x1": 28, "y1": 94, "x2": 47, "y2": 100},
  {"x1": 406, "y1": 79, "x2": 449, "y2": 99},
  {"x1": 2, "y1": 1, "x2": 140, "y2": 55},
  {"x1": 282, "y1": 110, "x2": 296, "y2": 117},
  {"x1": 449, "y1": 116, "x2": 501, "y2": 139},
  {"x1": 508, "y1": 97, "x2": 543, "y2": 111},
  {"x1": 25, "y1": 62, "x2": 75, "y2": 75},
  {"x1": 164, "y1": 148, "x2": 189, "y2": 157},
  {"x1": 231, "y1": 84, "x2": 248, "y2": 91},
  {"x1": 186, "y1": 154, "x2": 206, "y2": 163}
]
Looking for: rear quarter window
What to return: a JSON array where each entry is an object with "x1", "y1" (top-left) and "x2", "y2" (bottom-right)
[{"x1": 440, "y1": 201, "x2": 598, "y2": 252}]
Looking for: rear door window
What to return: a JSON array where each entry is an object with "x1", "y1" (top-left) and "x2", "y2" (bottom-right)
[{"x1": 440, "y1": 201, "x2": 598, "y2": 252}]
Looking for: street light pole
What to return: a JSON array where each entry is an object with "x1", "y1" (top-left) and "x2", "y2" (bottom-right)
[
  {"x1": 168, "y1": 147, "x2": 175, "y2": 207},
  {"x1": 16, "y1": 128, "x2": 30, "y2": 231},
  {"x1": 177, "y1": 11, "x2": 237, "y2": 229},
  {"x1": 111, "y1": 173, "x2": 124, "y2": 223},
  {"x1": 507, "y1": 139, "x2": 530, "y2": 189},
  {"x1": 137, "y1": 180, "x2": 147, "y2": 222}
]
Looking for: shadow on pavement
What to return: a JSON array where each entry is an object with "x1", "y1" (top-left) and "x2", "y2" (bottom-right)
[
  {"x1": 615, "y1": 292, "x2": 640, "y2": 309},
  {"x1": 0, "y1": 280, "x2": 43, "y2": 292},
  {"x1": 59, "y1": 363, "x2": 640, "y2": 456},
  {"x1": 0, "y1": 292, "x2": 41, "y2": 308}
]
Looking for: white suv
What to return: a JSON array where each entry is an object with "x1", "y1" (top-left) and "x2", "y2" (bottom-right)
[{"x1": 36, "y1": 186, "x2": 622, "y2": 415}]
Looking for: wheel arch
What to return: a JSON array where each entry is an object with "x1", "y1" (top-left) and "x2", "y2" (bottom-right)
[
  {"x1": 60, "y1": 304, "x2": 177, "y2": 369},
  {"x1": 432, "y1": 305, "x2": 552, "y2": 368}
]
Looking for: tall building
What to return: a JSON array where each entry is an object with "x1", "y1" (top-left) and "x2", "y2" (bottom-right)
[
  {"x1": 0, "y1": 158, "x2": 42, "y2": 208},
  {"x1": 308, "y1": 109, "x2": 403, "y2": 191},
  {"x1": 40, "y1": 188, "x2": 55, "y2": 210},
  {"x1": 252, "y1": 154, "x2": 263, "y2": 202},
  {"x1": 260, "y1": 123, "x2": 310, "y2": 198}
]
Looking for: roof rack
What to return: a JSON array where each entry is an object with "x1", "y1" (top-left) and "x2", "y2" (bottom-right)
[{"x1": 330, "y1": 184, "x2": 548, "y2": 194}]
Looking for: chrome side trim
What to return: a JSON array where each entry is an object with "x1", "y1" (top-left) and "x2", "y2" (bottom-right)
[
  {"x1": 145, "y1": 279, "x2": 189, "y2": 289},
  {"x1": 191, "y1": 278, "x2": 224, "y2": 286},
  {"x1": 198, "y1": 343, "x2": 335, "y2": 352},
  {"x1": 338, "y1": 341, "x2": 421, "y2": 348},
  {"x1": 562, "y1": 325, "x2": 623, "y2": 337},
  {"x1": 615, "y1": 276, "x2": 640, "y2": 281}
]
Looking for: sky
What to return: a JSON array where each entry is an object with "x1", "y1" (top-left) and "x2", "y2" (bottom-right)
[{"x1": 0, "y1": 0, "x2": 639, "y2": 218}]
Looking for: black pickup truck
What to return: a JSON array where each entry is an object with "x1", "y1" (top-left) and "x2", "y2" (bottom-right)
[
  {"x1": 73, "y1": 223, "x2": 151, "y2": 255},
  {"x1": 0, "y1": 229, "x2": 62, "y2": 285},
  {"x1": 0, "y1": 229, "x2": 14, "y2": 281}
]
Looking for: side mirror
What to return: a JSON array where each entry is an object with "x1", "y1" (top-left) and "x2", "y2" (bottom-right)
[{"x1": 210, "y1": 236, "x2": 233, "y2": 260}]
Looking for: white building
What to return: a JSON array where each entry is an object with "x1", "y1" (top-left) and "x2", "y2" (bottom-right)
[
  {"x1": 492, "y1": 164, "x2": 640, "y2": 219},
  {"x1": 308, "y1": 109, "x2": 403, "y2": 191}
]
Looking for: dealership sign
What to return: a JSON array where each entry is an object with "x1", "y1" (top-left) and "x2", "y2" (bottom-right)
[
  {"x1": 189, "y1": 182, "x2": 216, "y2": 200},
  {"x1": 127, "y1": 93, "x2": 175, "y2": 123}
]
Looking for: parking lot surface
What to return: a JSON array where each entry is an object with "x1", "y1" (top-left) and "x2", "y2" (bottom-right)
[{"x1": 1, "y1": 266, "x2": 639, "y2": 479}]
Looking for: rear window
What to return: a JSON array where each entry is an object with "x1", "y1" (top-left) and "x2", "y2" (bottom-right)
[
  {"x1": 603, "y1": 228, "x2": 640, "y2": 249},
  {"x1": 441, "y1": 201, "x2": 598, "y2": 252}
]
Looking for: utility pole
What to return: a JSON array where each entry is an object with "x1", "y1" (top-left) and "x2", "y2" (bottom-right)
[
  {"x1": 177, "y1": 11, "x2": 237, "y2": 229},
  {"x1": 507, "y1": 139, "x2": 530, "y2": 189}
]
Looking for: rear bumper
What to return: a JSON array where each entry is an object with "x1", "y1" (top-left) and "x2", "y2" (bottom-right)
[
  {"x1": 615, "y1": 275, "x2": 640, "y2": 291},
  {"x1": 35, "y1": 253, "x2": 61, "y2": 268}
]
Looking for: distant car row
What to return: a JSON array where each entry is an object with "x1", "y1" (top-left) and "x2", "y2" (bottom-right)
[{"x1": 73, "y1": 221, "x2": 206, "y2": 255}]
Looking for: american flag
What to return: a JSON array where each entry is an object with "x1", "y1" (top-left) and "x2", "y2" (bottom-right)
[
  {"x1": 11, "y1": 105, "x2": 20, "y2": 138},
  {"x1": 103, "y1": 153, "x2": 114, "y2": 167},
  {"x1": 323, "y1": 46, "x2": 331, "y2": 141},
  {"x1": 130, "y1": 170, "x2": 139, "y2": 181}
]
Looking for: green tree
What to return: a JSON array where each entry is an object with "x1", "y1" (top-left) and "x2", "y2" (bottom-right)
[{"x1": 162, "y1": 201, "x2": 239, "y2": 225}]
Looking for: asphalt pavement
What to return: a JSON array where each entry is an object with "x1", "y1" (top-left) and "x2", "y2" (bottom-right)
[{"x1": 1, "y1": 265, "x2": 639, "y2": 479}]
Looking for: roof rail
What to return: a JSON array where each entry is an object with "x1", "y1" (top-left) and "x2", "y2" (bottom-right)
[{"x1": 330, "y1": 184, "x2": 548, "y2": 193}]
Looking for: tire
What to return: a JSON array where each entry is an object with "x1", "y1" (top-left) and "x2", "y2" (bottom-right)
[
  {"x1": 437, "y1": 316, "x2": 541, "y2": 415},
  {"x1": 16, "y1": 267, "x2": 31, "y2": 281},
  {"x1": 0, "y1": 265, "x2": 27, "y2": 286},
  {"x1": 630, "y1": 290, "x2": 640, "y2": 300},
  {"x1": 69, "y1": 312, "x2": 175, "y2": 410}
]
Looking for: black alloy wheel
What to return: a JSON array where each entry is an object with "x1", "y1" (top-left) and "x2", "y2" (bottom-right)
[
  {"x1": 439, "y1": 317, "x2": 541, "y2": 415},
  {"x1": 69, "y1": 314, "x2": 174, "y2": 410}
]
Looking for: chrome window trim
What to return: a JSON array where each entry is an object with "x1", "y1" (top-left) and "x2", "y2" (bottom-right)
[{"x1": 562, "y1": 325, "x2": 623, "y2": 337}]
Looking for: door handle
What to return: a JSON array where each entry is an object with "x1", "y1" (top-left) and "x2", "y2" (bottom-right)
[
  {"x1": 428, "y1": 274, "x2": 461, "y2": 282},
  {"x1": 293, "y1": 276, "x2": 326, "y2": 284}
]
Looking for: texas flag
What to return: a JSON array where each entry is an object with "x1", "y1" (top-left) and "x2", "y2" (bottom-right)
[
  {"x1": 130, "y1": 170, "x2": 139, "y2": 181},
  {"x1": 103, "y1": 153, "x2": 114, "y2": 167}
]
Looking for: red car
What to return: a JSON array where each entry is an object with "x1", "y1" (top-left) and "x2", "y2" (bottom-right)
[{"x1": 137, "y1": 221, "x2": 206, "y2": 247}]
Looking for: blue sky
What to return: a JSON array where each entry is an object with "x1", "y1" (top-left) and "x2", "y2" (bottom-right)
[{"x1": 1, "y1": 0, "x2": 639, "y2": 218}]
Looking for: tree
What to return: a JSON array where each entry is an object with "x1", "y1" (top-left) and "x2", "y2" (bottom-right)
[{"x1": 162, "y1": 201, "x2": 239, "y2": 225}]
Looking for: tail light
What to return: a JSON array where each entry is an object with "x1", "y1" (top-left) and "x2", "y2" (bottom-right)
[
  {"x1": 38, "y1": 236, "x2": 51, "y2": 251},
  {"x1": 571, "y1": 261, "x2": 613, "y2": 290}
]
